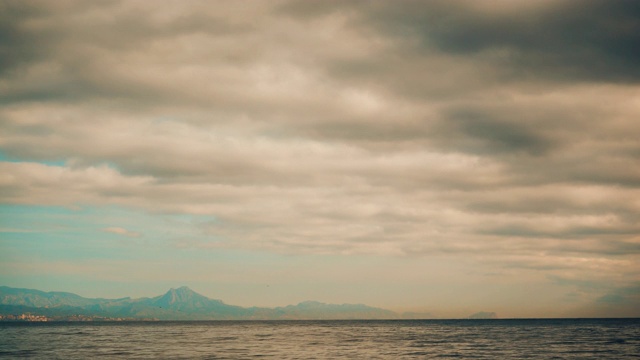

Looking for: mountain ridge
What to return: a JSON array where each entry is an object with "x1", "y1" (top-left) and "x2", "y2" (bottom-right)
[{"x1": 0, "y1": 286, "x2": 399, "y2": 320}]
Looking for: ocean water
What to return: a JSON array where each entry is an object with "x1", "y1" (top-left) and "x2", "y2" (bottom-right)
[{"x1": 0, "y1": 319, "x2": 638, "y2": 359}]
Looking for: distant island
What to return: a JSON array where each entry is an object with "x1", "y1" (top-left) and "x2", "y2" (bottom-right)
[
  {"x1": 468, "y1": 311, "x2": 498, "y2": 319},
  {"x1": 0, "y1": 286, "x2": 407, "y2": 321}
]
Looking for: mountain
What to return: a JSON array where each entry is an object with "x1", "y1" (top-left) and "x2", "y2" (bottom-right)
[
  {"x1": 0, "y1": 286, "x2": 113, "y2": 307},
  {"x1": 468, "y1": 311, "x2": 497, "y2": 319},
  {"x1": 0, "y1": 286, "x2": 397, "y2": 320},
  {"x1": 149, "y1": 286, "x2": 217, "y2": 310},
  {"x1": 400, "y1": 311, "x2": 436, "y2": 319},
  {"x1": 273, "y1": 301, "x2": 397, "y2": 320}
]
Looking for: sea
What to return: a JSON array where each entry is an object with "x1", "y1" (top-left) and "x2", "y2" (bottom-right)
[{"x1": 0, "y1": 319, "x2": 638, "y2": 359}]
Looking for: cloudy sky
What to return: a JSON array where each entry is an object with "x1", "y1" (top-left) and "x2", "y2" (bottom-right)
[{"x1": 1, "y1": 0, "x2": 639, "y2": 318}]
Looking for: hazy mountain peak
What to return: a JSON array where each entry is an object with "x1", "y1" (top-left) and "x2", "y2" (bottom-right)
[
  {"x1": 159, "y1": 287, "x2": 204, "y2": 304},
  {"x1": 146, "y1": 286, "x2": 231, "y2": 313},
  {"x1": 169, "y1": 286, "x2": 195, "y2": 295},
  {"x1": 298, "y1": 300, "x2": 324, "y2": 306}
]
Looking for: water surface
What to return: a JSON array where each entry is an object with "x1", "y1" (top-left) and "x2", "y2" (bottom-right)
[{"x1": 1, "y1": 319, "x2": 638, "y2": 359}]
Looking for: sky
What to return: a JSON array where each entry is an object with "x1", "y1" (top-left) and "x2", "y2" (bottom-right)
[{"x1": 1, "y1": 0, "x2": 639, "y2": 318}]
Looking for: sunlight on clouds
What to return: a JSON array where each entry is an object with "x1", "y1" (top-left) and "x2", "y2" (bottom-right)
[{"x1": 102, "y1": 227, "x2": 142, "y2": 238}]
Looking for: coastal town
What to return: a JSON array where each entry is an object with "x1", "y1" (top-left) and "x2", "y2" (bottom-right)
[
  {"x1": 0, "y1": 313, "x2": 147, "y2": 322},
  {"x1": 0, "y1": 313, "x2": 50, "y2": 322}
]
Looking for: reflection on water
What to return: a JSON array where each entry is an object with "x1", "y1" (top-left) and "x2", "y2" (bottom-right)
[{"x1": 1, "y1": 319, "x2": 638, "y2": 359}]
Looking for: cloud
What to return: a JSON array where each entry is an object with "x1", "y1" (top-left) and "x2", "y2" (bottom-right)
[
  {"x1": 102, "y1": 227, "x2": 142, "y2": 238},
  {"x1": 597, "y1": 284, "x2": 640, "y2": 304},
  {"x1": 581, "y1": 283, "x2": 640, "y2": 317},
  {"x1": 0, "y1": 0, "x2": 638, "y2": 298},
  {"x1": 312, "y1": 0, "x2": 640, "y2": 83}
]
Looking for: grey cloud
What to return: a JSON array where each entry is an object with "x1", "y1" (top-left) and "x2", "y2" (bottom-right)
[
  {"x1": 0, "y1": 0, "x2": 639, "y2": 290},
  {"x1": 0, "y1": 2, "x2": 49, "y2": 76},
  {"x1": 436, "y1": 109, "x2": 555, "y2": 156},
  {"x1": 482, "y1": 225, "x2": 640, "y2": 240},
  {"x1": 0, "y1": 1, "x2": 266, "y2": 109},
  {"x1": 587, "y1": 283, "x2": 640, "y2": 317},
  {"x1": 550, "y1": 276, "x2": 609, "y2": 291},
  {"x1": 548, "y1": 277, "x2": 640, "y2": 317},
  {"x1": 275, "y1": 0, "x2": 640, "y2": 125},
  {"x1": 596, "y1": 284, "x2": 640, "y2": 304},
  {"x1": 464, "y1": 195, "x2": 640, "y2": 221},
  {"x1": 275, "y1": 0, "x2": 350, "y2": 19},
  {"x1": 354, "y1": 0, "x2": 640, "y2": 83}
]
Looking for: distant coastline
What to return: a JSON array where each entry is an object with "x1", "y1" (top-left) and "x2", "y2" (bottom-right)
[{"x1": 0, "y1": 285, "x2": 405, "y2": 321}]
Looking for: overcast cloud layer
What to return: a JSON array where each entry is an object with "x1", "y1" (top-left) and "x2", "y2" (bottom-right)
[{"x1": 1, "y1": 0, "x2": 639, "y2": 316}]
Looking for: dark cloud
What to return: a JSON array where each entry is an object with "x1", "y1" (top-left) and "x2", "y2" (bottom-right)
[
  {"x1": 356, "y1": 0, "x2": 640, "y2": 83},
  {"x1": 0, "y1": 2, "x2": 49, "y2": 76},
  {"x1": 437, "y1": 109, "x2": 555, "y2": 156}
]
